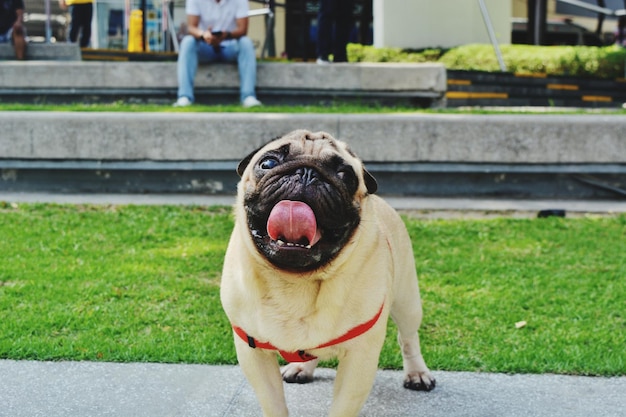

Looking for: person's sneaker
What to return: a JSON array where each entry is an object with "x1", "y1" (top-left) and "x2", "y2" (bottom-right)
[
  {"x1": 316, "y1": 57, "x2": 330, "y2": 65},
  {"x1": 242, "y1": 96, "x2": 262, "y2": 108},
  {"x1": 173, "y1": 97, "x2": 192, "y2": 107}
]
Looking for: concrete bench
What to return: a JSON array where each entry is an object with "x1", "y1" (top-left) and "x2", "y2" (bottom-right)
[
  {"x1": 0, "y1": 60, "x2": 447, "y2": 106},
  {"x1": 0, "y1": 43, "x2": 81, "y2": 61}
]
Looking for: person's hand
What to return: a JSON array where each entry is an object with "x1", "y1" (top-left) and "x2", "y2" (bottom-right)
[
  {"x1": 58, "y1": 0, "x2": 67, "y2": 10},
  {"x1": 208, "y1": 31, "x2": 225, "y2": 47}
]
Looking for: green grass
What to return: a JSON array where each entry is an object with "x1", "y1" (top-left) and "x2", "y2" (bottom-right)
[
  {"x1": 0, "y1": 102, "x2": 625, "y2": 115},
  {"x1": 0, "y1": 102, "x2": 420, "y2": 114},
  {"x1": 1, "y1": 203, "x2": 625, "y2": 376}
]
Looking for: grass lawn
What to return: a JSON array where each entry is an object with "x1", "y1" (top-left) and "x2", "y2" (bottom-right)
[
  {"x1": 0, "y1": 102, "x2": 625, "y2": 115},
  {"x1": 0, "y1": 203, "x2": 624, "y2": 376}
]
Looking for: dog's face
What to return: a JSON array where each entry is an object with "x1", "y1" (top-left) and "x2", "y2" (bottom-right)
[{"x1": 236, "y1": 130, "x2": 377, "y2": 271}]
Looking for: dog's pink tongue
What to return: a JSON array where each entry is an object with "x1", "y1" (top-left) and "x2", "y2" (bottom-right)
[{"x1": 267, "y1": 200, "x2": 321, "y2": 246}]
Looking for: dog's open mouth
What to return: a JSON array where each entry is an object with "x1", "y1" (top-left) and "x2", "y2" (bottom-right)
[
  {"x1": 247, "y1": 193, "x2": 359, "y2": 271},
  {"x1": 266, "y1": 200, "x2": 322, "y2": 249}
]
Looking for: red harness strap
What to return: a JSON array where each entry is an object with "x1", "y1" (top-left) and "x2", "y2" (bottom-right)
[{"x1": 232, "y1": 301, "x2": 385, "y2": 363}]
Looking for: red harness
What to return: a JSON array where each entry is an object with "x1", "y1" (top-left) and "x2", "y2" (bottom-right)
[{"x1": 232, "y1": 302, "x2": 385, "y2": 362}]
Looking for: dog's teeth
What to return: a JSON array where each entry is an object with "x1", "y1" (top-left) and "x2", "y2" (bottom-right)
[{"x1": 273, "y1": 239, "x2": 312, "y2": 249}]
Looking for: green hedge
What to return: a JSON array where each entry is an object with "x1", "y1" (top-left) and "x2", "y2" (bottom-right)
[
  {"x1": 347, "y1": 43, "x2": 626, "y2": 79},
  {"x1": 347, "y1": 43, "x2": 444, "y2": 63}
]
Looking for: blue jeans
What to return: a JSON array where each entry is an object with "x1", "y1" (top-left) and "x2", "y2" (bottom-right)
[
  {"x1": 177, "y1": 35, "x2": 257, "y2": 103},
  {"x1": 0, "y1": 28, "x2": 13, "y2": 43}
]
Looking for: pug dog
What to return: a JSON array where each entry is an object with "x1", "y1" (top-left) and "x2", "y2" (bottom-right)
[{"x1": 221, "y1": 130, "x2": 435, "y2": 417}]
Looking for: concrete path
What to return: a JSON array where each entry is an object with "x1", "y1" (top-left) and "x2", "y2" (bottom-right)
[
  {"x1": 1, "y1": 360, "x2": 625, "y2": 417},
  {"x1": 2, "y1": 192, "x2": 626, "y2": 215}
]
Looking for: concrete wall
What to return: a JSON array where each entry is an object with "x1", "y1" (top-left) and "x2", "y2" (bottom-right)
[{"x1": 373, "y1": 0, "x2": 511, "y2": 49}]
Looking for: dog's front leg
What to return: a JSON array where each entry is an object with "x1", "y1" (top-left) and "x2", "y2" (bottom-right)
[
  {"x1": 328, "y1": 337, "x2": 385, "y2": 417},
  {"x1": 234, "y1": 336, "x2": 289, "y2": 417}
]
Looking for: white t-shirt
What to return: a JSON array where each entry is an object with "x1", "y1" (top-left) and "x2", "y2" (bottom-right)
[{"x1": 185, "y1": 0, "x2": 249, "y2": 33}]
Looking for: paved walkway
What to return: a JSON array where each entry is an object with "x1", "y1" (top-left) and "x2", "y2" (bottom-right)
[
  {"x1": 2, "y1": 193, "x2": 625, "y2": 417},
  {"x1": 2, "y1": 192, "x2": 626, "y2": 215},
  {"x1": 1, "y1": 360, "x2": 625, "y2": 417}
]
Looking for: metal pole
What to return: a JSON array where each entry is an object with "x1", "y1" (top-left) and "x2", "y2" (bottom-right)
[
  {"x1": 478, "y1": 0, "x2": 506, "y2": 72},
  {"x1": 164, "y1": 3, "x2": 179, "y2": 52},
  {"x1": 141, "y1": 0, "x2": 147, "y2": 51},
  {"x1": 534, "y1": 0, "x2": 547, "y2": 45},
  {"x1": 124, "y1": 0, "x2": 130, "y2": 52},
  {"x1": 267, "y1": 0, "x2": 276, "y2": 57},
  {"x1": 595, "y1": 0, "x2": 606, "y2": 36},
  {"x1": 45, "y1": 0, "x2": 51, "y2": 43}
]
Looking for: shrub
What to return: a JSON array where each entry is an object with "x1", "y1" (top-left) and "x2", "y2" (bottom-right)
[
  {"x1": 349, "y1": 43, "x2": 626, "y2": 79},
  {"x1": 347, "y1": 43, "x2": 444, "y2": 63}
]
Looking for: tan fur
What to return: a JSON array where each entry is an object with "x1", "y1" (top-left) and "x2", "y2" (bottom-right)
[{"x1": 220, "y1": 131, "x2": 434, "y2": 417}]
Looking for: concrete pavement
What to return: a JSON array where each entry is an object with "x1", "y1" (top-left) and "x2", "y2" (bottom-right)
[
  {"x1": 1, "y1": 360, "x2": 625, "y2": 417},
  {"x1": 2, "y1": 192, "x2": 626, "y2": 216}
]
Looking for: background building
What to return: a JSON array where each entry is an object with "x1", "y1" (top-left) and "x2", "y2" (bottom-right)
[{"x1": 22, "y1": 0, "x2": 625, "y2": 56}]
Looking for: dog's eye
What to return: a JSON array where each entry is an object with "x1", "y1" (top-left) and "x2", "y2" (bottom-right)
[{"x1": 260, "y1": 157, "x2": 279, "y2": 170}]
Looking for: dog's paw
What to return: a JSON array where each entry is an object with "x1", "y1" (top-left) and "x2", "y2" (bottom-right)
[
  {"x1": 403, "y1": 371, "x2": 436, "y2": 392},
  {"x1": 281, "y1": 362, "x2": 316, "y2": 384}
]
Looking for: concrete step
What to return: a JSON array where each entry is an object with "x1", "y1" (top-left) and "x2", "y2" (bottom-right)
[
  {"x1": 0, "y1": 60, "x2": 447, "y2": 107},
  {"x1": 0, "y1": 43, "x2": 80, "y2": 61},
  {"x1": 1, "y1": 112, "x2": 625, "y2": 198}
]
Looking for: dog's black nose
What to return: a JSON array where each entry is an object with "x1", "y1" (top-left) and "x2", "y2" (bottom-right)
[{"x1": 295, "y1": 167, "x2": 318, "y2": 186}]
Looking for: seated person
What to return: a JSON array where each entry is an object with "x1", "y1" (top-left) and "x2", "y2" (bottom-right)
[
  {"x1": 0, "y1": 0, "x2": 26, "y2": 60},
  {"x1": 174, "y1": 0, "x2": 261, "y2": 108}
]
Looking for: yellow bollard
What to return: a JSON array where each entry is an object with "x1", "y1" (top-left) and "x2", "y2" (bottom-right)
[{"x1": 128, "y1": 9, "x2": 145, "y2": 52}]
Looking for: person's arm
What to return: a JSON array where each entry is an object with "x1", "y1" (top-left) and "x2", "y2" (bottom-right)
[
  {"x1": 12, "y1": 7, "x2": 26, "y2": 60},
  {"x1": 205, "y1": 17, "x2": 249, "y2": 46},
  {"x1": 186, "y1": 14, "x2": 205, "y2": 40},
  {"x1": 13, "y1": 8, "x2": 24, "y2": 30},
  {"x1": 225, "y1": 16, "x2": 249, "y2": 40}
]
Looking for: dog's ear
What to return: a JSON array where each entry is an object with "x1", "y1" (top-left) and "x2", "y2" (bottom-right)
[
  {"x1": 236, "y1": 146, "x2": 263, "y2": 177},
  {"x1": 363, "y1": 168, "x2": 378, "y2": 194}
]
